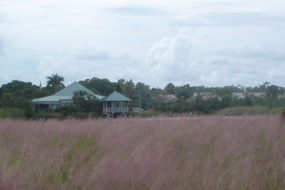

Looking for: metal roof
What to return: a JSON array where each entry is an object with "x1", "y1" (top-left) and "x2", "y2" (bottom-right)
[
  {"x1": 32, "y1": 95, "x2": 72, "y2": 102},
  {"x1": 32, "y1": 82, "x2": 105, "y2": 103},
  {"x1": 100, "y1": 91, "x2": 131, "y2": 102}
]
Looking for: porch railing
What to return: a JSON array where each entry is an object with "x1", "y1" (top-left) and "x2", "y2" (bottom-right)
[{"x1": 103, "y1": 107, "x2": 129, "y2": 113}]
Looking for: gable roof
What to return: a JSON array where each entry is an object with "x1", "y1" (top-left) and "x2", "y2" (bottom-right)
[
  {"x1": 55, "y1": 82, "x2": 104, "y2": 99},
  {"x1": 33, "y1": 82, "x2": 104, "y2": 103},
  {"x1": 100, "y1": 91, "x2": 131, "y2": 102}
]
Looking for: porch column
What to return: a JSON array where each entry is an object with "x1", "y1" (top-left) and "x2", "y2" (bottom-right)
[{"x1": 112, "y1": 102, "x2": 114, "y2": 114}]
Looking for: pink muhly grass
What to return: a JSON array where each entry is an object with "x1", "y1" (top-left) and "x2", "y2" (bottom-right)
[{"x1": 0, "y1": 115, "x2": 284, "y2": 190}]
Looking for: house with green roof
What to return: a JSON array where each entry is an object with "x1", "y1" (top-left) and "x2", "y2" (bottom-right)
[
  {"x1": 32, "y1": 82, "x2": 105, "y2": 112},
  {"x1": 100, "y1": 91, "x2": 132, "y2": 115},
  {"x1": 32, "y1": 82, "x2": 132, "y2": 115}
]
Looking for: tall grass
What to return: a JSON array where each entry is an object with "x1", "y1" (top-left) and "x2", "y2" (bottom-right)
[
  {"x1": 0, "y1": 116, "x2": 284, "y2": 189},
  {"x1": 0, "y1": 108, "x2": 25, "y2": 119}
]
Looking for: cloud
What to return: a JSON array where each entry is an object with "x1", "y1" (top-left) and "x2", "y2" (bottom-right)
[
  {"x1": 200, "y1": 71, "x2": 219, "y2": 83},
  {"x1": 267, "y1": 63, "x2": 285, "y2": 85},
  {"x1": 0, "y1": 13, "x2": 11, "y2": 23},
  {"x1": 37, "y1": 55, "x2": 103, "y2": 86},
  {"x1": 204, "y1": 46, "x2": 285, "y2": 78},
  {"x1": 37, "y1": 56, "x2": 68, "y2": 77},
  {"x1": 145, "y1": 33, "x2": 256, "y2": 86},
  {"x1": 146, "y1": 33, "x2": 193, "y2": 83},
  {"x1": 204, "y1": 12, "x2": 266, "y2": 26},
  {"x1": 210, "y1": 47, "x2": 285, "y2": 62},
  {"x1": 1, "y1": 0, "x2": 285, "y2": 88},
  {"x1": 111, "y1": 6, "x2": 164, "y2": 16},
  {"x1": 36, "y1": 45, "x2": 138, "y2": 85},
  {"x1": 200, "y1": 46, "x2": 285, "y2": 86},
  {"x1": 145, "y1": 28, "x2": 285, "y2": 87},
  {"x1": 174, "y1": 11, "x2": 285, "y2": 27},
  {"x1": 76, "y1": 45, "x2": 112, "y2": 61},
  {"x1": 0, "y1": 37, "x2": 3, "y2": 54}
]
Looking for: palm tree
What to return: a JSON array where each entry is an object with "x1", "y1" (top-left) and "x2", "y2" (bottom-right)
[{"x1": 46, "y1": 73, "x2": 65, "y2": 93}]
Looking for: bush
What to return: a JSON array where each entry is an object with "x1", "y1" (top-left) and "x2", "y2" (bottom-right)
[
  {"x1": 129, "y1": 110, "x2": 159, "y2": 118},
  {"x1": 0, "y1": 107, "x2": 26, "y2": 119},
  {"x1": 219, "y1": 106, "x2": 271, "y2": 116},
  {"x1": 33, "y1": 112, "x2": 63, "y2": 120},
  {"x1": 271, "y1": 106, "x2": 285, "y2": 114},
  {"x1": 73, "y1": 112, "x2": 93, "y2": 119}
]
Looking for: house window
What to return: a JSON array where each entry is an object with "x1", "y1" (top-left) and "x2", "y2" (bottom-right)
[{"x1": 39, "y1": 104, "x2": 49, "y2": 112}]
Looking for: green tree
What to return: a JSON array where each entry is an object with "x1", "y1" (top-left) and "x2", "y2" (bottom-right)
[
  {"x1": 1, "y1": 80, "x2": 38, "y2": 98},
  {"x1": 72, "y1": 90, "x2": 101, "y2": 113},
  {"x1": 124, "y1": 80, "x2": 135, "y2": 98},
  {"x1": 79, "y1": 77, "x2": 115, "y2": 96},
  {"x1": 72, "y1": 91, "x2": 88, "y2": 110},
  {"x1": 195, "y1": 93, "x2": 206, "y2": 112},
  {"x1": 208, "y1": 97, "x2": 222, "y2": 112},
  {"x1": 1, "y1": 93, "x2": 13, "y2": 107},
  {"x1": 114, "y1": 79, "x2": 134, "y2": 97},
  {"x1": 267, "y1": 85, "x2": 279, "y2": 97},
  {"x1": 164, "y1": 83, "x2": 175, "y2": 98},
  {"x1": 216, "y1": 87, "x2": 232, "y2": 108},
  {"x1": 176, "y1": 84, "x2": 194, "y2": 99},
  {"x1": 115, "y1": 83, "x2": 123, "y2": 93},
  {"x1": 116, "y1": 79, "x2": 125, "y2": 93},
  {"x1": 0, "y1": 88, "x2": 2, "y2": 100},
  {"x1": 133, "y1": 82, "x2": 152, "y2": 109},
  {"x1": 151, "y1": 87, "x2": 164, "y2": 109},
  {"x1": 46, "y1": 73, "x2": 65, "y2": 93},
  {"x1": 179, "y1": 96, "x2": 187, "y2": 112}
]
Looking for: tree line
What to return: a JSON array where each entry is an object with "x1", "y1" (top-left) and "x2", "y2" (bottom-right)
[{"x1": 0, "y1": 73, "x2": 284, "y2": 118}]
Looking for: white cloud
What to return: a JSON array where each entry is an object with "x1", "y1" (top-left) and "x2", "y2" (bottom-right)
[
  {"x1": 210, "y1": 47, "x2": 285, "y2": 62},
  {"x1": 0, "y1": 37, "x2": 3, "y2": 55},
  {"x1": 110, "y1": 6, "x2": 164, "y2": 16},
  {"x1": 144, "y1": 26, "x2": 285, "y2": 87},
  {"x1": 200, "y1": 71, "x2": 219, "y2": 83},
  {"x1": 36, "y1": 44, "x2": 139, "y2": 86},
  {"x1": 146, "y1": 33, "x2": 193, "y2": 83},
  {"x1": 1, "y1": 0, "x2": 285, "y2": 88},
  {"x1": 267, "y1": 63, "x2": 285, "y2": 85},
  {"x1": 76, "y1": 45, "x2": 113, "y2": 61},
  {"x1": 36, "y1": 56, "x2": 69, "y2": 84}
]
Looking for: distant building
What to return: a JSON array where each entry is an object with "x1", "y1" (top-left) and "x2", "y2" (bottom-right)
[
  {"x1": 232, "y1": 92, "x2": 245, "y2": 99},
  {"x1": 32, "y1": 82, "x2": 131, "y2": 115},
  {"x1": 132, "y1": 107, "x2": 144, "y2": 113},
  {"x1": 159, "y1": 94, "x2": 178, "y2": 103},
  {"x1": 187, "y1": 92, "x2": 268, "y2": 102},
  {"x1": 188, "y1": 92, "x2": 219, "y2": 102},
  {"x1": 233, "y1": 92, "x2": 266, "y2": 99},
  {"x1": 100, "y1": 91, "x2": 132, "y2": 116}
]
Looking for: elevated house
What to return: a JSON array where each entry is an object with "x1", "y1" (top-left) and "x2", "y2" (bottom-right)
[
  {"x1": 100, "y1": 91, "x2": 132, "y2": 116},
  {"x1": 32, "y1": 82, "x2": 104, "y2": 112},
  {"x1": 32, "y1": 82, "x2": 131, "y2": 115}
]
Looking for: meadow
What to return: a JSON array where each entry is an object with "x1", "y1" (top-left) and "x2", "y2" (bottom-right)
[{"x1": 0, "y1": 115, "x2": 284, "y2": 190}]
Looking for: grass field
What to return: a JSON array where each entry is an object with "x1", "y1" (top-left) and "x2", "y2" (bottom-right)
[{"x1": 0, "y1": 115, "x2": 284, "y2": 190}]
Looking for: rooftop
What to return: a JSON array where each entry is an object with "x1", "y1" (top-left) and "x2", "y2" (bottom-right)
[
  {"x1": 33, "y1": 82, "x2": 105, "y2": 102},
  {"x1": 100, "y1": 91, "x2": 131, "y2": 102}
]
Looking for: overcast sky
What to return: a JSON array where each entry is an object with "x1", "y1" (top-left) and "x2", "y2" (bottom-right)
[{"x1": 0, "y1": 0, "x2": 284, "y2": 88}]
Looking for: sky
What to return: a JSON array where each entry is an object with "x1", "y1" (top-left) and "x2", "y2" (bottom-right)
[{"x1": 0, "y1": 0, "x2": 284, "y2": 88}]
